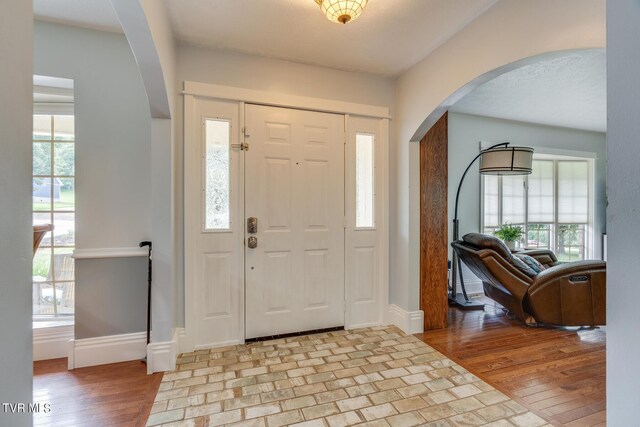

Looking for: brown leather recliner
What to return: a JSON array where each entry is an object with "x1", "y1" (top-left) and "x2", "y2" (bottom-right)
[{"x1": 452, "y1": 233, "x2": 606, "y2": 326}]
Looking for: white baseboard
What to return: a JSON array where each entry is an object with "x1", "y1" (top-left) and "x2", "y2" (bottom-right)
[
  {"x1": 33, "y1": 325, "x2": 74, "y2": 361},
  {"x1": 146, "y1": 328, "x2": 183, "y2": 374},
  {"x1": 386, "y1": 304, "x2": 424, "y2": 334},
  {"x1": 68, "y1": 331, "x2": 146, "y2": 370},
  {"x1": 454, "y1": 279, "x2": 484, "y2": 296}
]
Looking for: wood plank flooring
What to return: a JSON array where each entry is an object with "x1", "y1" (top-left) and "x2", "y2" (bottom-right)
[
  {"x1": 417, "y1": 298, "x2": 606, "y2": 426},
  {"x1": 33, "y1": 358, "x2": 163, "y2": 427}
]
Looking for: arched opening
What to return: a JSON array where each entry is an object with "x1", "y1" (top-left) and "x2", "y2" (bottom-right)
[{"x1": 418, "y1": 48, "x2": 606, "y2": 329}]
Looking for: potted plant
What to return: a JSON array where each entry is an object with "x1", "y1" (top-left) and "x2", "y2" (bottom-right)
[{"x1": 494, "y1": 223, "x2": 524, "y2": 250}]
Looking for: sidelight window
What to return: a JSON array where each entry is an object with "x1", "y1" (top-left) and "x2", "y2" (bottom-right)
[
  {"x1": 204, "y1": 119, "x2": 231, "y2": 231},
  {"x1": 355, "y1": 133, "x2": 375, "y2": 228}
]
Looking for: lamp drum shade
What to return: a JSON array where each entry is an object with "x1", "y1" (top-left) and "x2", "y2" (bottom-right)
[{"x1": 479, "y1": 146, "x2": 533, "y2": 175}]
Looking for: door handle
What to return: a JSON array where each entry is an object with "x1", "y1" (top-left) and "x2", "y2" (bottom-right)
[
  {"x1": 248, "y1": 236, "x2": 258, "y2": 249},
  {"x1": 247, "y1": 217, "x2": 258, "y2": 234}
]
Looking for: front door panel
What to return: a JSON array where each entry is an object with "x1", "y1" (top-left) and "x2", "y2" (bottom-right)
[{"x1": 244, "y1": 104, "x2": 345, "y2": 339}]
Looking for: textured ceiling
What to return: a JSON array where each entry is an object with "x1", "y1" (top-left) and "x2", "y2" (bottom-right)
[
  {"x1": 164, "y1": 0, "x2": 498, "y2": 77},
  {"x1": 451, "y1": 51, "x2": 606, "y2": 132},
  {"x1": 33, "y1": 0, "x2": 122, "y2": 33}
]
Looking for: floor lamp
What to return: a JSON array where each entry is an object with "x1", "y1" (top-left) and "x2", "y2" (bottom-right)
[{"x1": 450, "y1": 142, "x2": 534, "y2": 310}]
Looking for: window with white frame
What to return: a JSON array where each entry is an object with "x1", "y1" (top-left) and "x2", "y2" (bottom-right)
[
  {"x1": 33, "y1": 114, "x2": 75, "y2": 318},
  {"x1": 482, "y1": 155, "x2": 593, "y2": 262}
]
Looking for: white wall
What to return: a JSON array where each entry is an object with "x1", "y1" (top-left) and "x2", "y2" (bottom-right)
[
  {"x1": 394, "y1": 0, "x2": 606, "y2": 312},
  {"x1": 448, "y1": 113, "x2": 606, "y2": 293},
  {"x1": 34, "y1": 21, "x2": 152, "y2": 338},
  {"x1": 111, "y1": 0, "x2": 178, "y2": 347},
  {"x1": 173, "y1": 45, "x2": 396, "y2": 326},
  {"x1": 606, "y1": 0, "x2": 640, "y2": 424},
  {"x1": 0, "y1": 2, "x2": 32, "y2": 425}
]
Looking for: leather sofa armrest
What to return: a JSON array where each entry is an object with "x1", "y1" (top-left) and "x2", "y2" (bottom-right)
[
  {"x1": 531, "y1": 260, "x2": 606, "y2": 289},
  {"x1": 521, "y1": 249, "x2": 558, "y2": 267},
  {"x1": 527, "y1": 260, "x2": 606, "y2": 326}
]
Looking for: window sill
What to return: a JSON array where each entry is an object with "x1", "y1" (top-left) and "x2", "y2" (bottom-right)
[{"x1": 33, "y1": 318, "x2": 74, "y2": 330}]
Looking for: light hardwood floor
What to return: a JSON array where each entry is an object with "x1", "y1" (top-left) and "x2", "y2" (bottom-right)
[
  {"x1": 33, "y1": 358, "x2": 163, "y2": 427},
  {"x1": 417, "y1": 298, "x2": 606, "y2": 426}
]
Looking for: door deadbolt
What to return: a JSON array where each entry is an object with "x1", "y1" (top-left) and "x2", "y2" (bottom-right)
[
  {"x1": 247, "y1": 217, "x2": 258, "y2": 234},
  {"x1": 231, "y1": 142, "x2": 249, "y2": 151},
  {"x1": 248, "y1": 236, "x2": 258, "y2": 249}
]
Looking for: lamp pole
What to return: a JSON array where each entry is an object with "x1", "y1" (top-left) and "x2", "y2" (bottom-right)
[{"x1": 450, "y1": 142, "x2": 509, "y2": 309}]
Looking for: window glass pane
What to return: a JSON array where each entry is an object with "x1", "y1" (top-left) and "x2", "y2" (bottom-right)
[
  {"x1": 33, "y1": 177, "x2": 52, "y2": 211},
  {"x1": 205, "y1": 119, "x2": 231, "y2": 230},
  {"x1": 558, "y1": 161, "x2": 589, "y2": 223},
  {"x1": 557, "y1": 224, "x2": 586, "y2": 261},
  {"x1": 54, "y1": 178, "x2": 75, "y2": 211},
  {"x1": 55, "y1": 282, "x2": 75, "y2": 315},
  {"x1": 528, "y1": 160, "x2": 554, "y2": 222},
  {"x1": 33, "y1": 115, "x2": 51, "y2": 140},
  {"x1": 33, "y1": 213, "x2": 52, "y2": 247},
  {"x1": 483, "y1": 175, "x2": 499, "y2": 227},
  {"x1": 52, "y1": 248, "x2": 75, "y2": 281},
  {"x1": 356, "y1": 133, "x2": 375, "y2": 228},
  {"x1": 502, "y1": 175, "x2": 525, "y2": 224},
  {"x1": 54, "y1": 142, "x2": 74, "y2": 176},
  {"x1": 33, "y1": 142, "x2": 51, "y2": 175},
  {"x1": 53, "y1": 212, "x2": 75, "y2": 246},
  {"x1": 527, "y1": 223, "x2": 552, "y2": 249},
  {"x1": 33, "y1": 283, "x2": 55, "y2": 315},
  {"x1": 33, "y1": 248, "x2": 52, "y2": 281},
  {"x1": 54, "y1": 115, "x2": 74, "y2": 141}
]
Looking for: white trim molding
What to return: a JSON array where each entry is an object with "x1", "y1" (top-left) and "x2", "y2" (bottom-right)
[
  {"x1": 455, "y1": 279, "x2": 484, "y2": 296},
  {"x1": 33, "y1": 325, "x2": 74, "y2": 361},
  {"x1": 72, "y1": 247, "x2": 148, "y2": 259},
  {"x1": 67, "y1": 332, "x2": 146, "y2": 370},
  {"x1": 183, "y1": 81, "x2": 391, "y2": 119},
  {"x1": 146, "y1": 328, "x2": 183, "y2": 374},
  {"x1": 386, "y1": 304, "x2": 424, "y2": 334}
]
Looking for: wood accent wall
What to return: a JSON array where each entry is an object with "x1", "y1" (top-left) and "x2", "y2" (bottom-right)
[{"x1": 420, "y1": 112, "x2": 449, "y2": 330}]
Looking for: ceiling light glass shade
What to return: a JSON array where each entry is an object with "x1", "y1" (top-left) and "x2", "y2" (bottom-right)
[
  {"x1": 315, "y1": 0, "x2": 369, "y2": 24},
  {"x1": 479, "y1": 146, "x2": 533, "y2": 175}
]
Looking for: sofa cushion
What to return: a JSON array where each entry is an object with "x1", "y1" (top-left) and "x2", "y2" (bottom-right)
[
  {"x1": 510, "y1": 255, "x2": 538, "y2": 277},
  {"x1": 515, "y1": 253, "x2": 547, "y2": 274},
  {"x1": 462, "y1": 233, "x2": 512, "y2": 259}
]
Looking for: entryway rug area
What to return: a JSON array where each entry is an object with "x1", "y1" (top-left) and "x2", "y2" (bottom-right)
[{"x1": 147, "y1": 327, "x2": 550, "y2": 427}]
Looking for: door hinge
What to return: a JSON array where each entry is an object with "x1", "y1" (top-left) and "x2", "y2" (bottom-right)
[{"x1": 343, "y1": 216, "x2": 347, "y2": 228}]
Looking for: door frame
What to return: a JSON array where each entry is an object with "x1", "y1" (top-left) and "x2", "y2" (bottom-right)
[{"x1": 183, "y1": 81, "x2": 390, "y2": 352}]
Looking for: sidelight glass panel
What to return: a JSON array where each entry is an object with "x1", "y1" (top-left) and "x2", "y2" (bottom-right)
[
  {"x1": 356, "y1": 133, "x2": 375, "y2": 228},
  {"x1": 204, "y1": 119, "x2": 231, "y2": 230}
]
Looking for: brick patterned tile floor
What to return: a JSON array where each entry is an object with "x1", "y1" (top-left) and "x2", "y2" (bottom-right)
[{"x1": 147, "y1": 326, "x2": 552, "y2": 427}]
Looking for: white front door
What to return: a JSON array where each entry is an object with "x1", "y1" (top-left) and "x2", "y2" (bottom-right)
[{"x1": 244, "y1": 104, "x2": 345, "y2": 339}]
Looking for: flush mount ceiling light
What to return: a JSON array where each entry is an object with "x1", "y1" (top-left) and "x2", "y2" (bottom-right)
[{"x1": 314, "y1": 0, "x2": 369, "y2": 24}]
